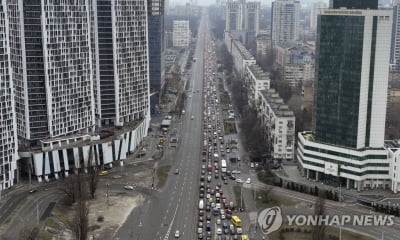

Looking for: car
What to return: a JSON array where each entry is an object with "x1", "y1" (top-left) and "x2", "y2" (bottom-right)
[
  {"x1": 231, "y1": 170, "x2": 241, "y2": 174},
  {"x1": 191, "y1": 115, "x2": 195, "y2": 120},
  {"x1": 216, "y1": 203, "x2": 221, "y2": 209},
  {"x1": 235, "y1": 178, "x2": 243, "y2": 183},
  {"x1": 207, "y1": 175, "x2": 212, "y2": 182},
  {"x1": 245, "y1": 178, "x2": 251, "y2": 184},
  {"x1": 230, "y1": 175, "x2": 236, "y2": 180},
  {"x1": 199, "y1": 193, "x2": 204, "y2": 198},
  {"x1": 198, "y1": 233, "x2": 204, "y2": 239},
  {"x1": 223, "y1": 222, "x2": 229, "y2": 229},
  {"x1": 221, "y1": 214, "x2": 226, "y2": 219},
  {"x1": 216, "y1": 218, "x2": 221, "y2": 225},
  {"x1": 124, "y1": 185, "x2": 134, "y2": 190},
  {"x1": 199, "y1": 216, "x2": 204, "y2": 222},
  {"x1": 224, "y1": 179, "x2": 228, "y2": 184},
  {"x1": 206, "y1": 205, "x2": 211, "y2": 212},
  {"x1": 226, "y1": 214, "x2": 232, "y2": 220},
  {"x1": 199, "y1": 210, "x2": 204, "y2": 216},
  {"x1": 99, "y1": 170, "x2": 109, "y2": 176},
  {"x1": 226, "y1": 209, "x2": 232, "y2": 215},
  {"x1": 217, "y1": 228, "x2": 222, "y2": 235},
  {"x1": 198, "y1": 228, "x2": 203, "y2": 234},
  {"x1": 175, "y1": 230, "x2": 180, "y2": 238},
  {"x1": 174, "y1": 168, "x2": 180, "y2": 174},
  {"x1": 224, "y1": 228, "x2": 230, "y2": 235},
  {"x1": 236, "y1": 227, "x2": 243, "y2": 234},
  {"x1": 198, "y1": 222, "x2": 204, "y2": 228},
  {"x1": 206, "y1": 215, "x2": 211, "y2": 221},
  {"x1": 29, "y1": 189, "x2": 37, "y2": 193}
]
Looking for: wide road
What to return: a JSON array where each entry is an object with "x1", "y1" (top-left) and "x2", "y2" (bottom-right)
[{"x1": 115, "y1": 12, "x2": 209, "y2": 240}]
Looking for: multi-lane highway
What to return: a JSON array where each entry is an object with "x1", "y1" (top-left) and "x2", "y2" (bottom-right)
[{"x1": 116, "y1": 12, "x2": 209, "y2": 240}]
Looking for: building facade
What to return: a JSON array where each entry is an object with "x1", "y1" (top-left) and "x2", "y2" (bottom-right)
[
  {"x1": 225, "y1": 1, "x2": 242, "y2": 31},
  {"x1": 94, "y1": 0, "x2": 150, "y2": 127},
  {"x1": 0, "y1": 1, "x2": 18, "y2": 190},
  {"x1": 231, "y1": 40, "x2": 256, "y2": 76},
  {"x1": 297, "y1": 0, "x2": 393, "y2": 190},
  {"x1": 173, "y1": 20, "x2": 190, "y2": 47},
  {"x1": 8, "y1": 0, "x2": 96, "y2": 150},
  {"x1": 147, "y1": 0, "x2": 165, "y2": 112},
  {"x1": 391, "y1": 0, "x2": 400, "y2": 72},
  {"x1": 271, "y1": 0, "x2": 300, "y2": 45},
  {"x1": 244, "y1": 1, "x2": 260, "y2": 36},
  {"x1": 257, "y1": 89, "x2": 295, "y2": 160},
  {"x1": 256, "y1": 34, "x2": 272, "y2": 56},
  {"x1": 0, "y1": 0, "x2": 151, "y2": 186},
  {"x1": 244, "y1": 64, "x2": 270, "y2": 107}
]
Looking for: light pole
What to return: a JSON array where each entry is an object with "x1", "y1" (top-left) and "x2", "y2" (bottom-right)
[{"x1": 106, "y1": 183, "x2": 109, "y2": 204}]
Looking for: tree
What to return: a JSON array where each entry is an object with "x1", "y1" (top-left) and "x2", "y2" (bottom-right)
[
  {"x1": 62, "y1": 174, "x2": 79, "y2": 205},
  {"x1": 74, "y1": 172, "x2": 89, "y2": 240},
  {"x1": 312, "y1": 190, "x2": 327, "y2": 240},
  {"x1": 88, "y1": 166, "x2": 99, "y2": 199}
]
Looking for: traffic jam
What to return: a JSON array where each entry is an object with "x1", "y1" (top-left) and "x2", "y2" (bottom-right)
[{"x1": 196, "y1": 37, "x2": 249, "y2": 240}]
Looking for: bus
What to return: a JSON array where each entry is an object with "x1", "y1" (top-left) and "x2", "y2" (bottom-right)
[
  {"x1": 231, "y1": 215, "x2": 242, "y2": 227},
  {"x1": 241, "y1": 235, "x2": 250, "y2": 240},
  {"x1": 221, "y1": 159, "x2": 227, "y2": 173}
]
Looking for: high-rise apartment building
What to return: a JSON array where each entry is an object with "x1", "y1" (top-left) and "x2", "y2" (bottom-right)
[
  {"x1": 310, "y1": 1, "x2": 327, "y2": 30},
  {"x1": 271, "y1": 0, "x2": 300, "y2": 45},
  {"x1": 225, "y1": 1, "x2": 243, "y2": 31},
  {"x1": 297, "y1": 0, "x2": 393, "y2": 190},
  {"x1": 8, "y1": 0, "x2": 95, "y2": 149},
  {"x1": 391, "y1": 0, "x2": 400, "y2": 72},
  {"x1": 244, "y1": 1, "x2": 260, "y2": 36},
  {"x1": 94, "y1": 0, "x2": 150, "y2": 126},
  {"x1": 0, "y1": 0, "x2": 151, "y2": 186},
  {"x1": 148, "y1": 0, "x2": 165, "y2": 112},
  {"x1": 0, "y1": 2, "x2": 18, "y2": 190},
  {"x1": 173, "y1": 20, "x2": 190, "y2": 47}
]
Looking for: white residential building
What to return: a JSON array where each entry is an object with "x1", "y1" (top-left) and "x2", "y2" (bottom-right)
[
  {"x1": 173, "y1": 20, "x2": 190, "y2": 47},
  {"x1": 231, "y1": 40, "x2": 256, "y2": 76},
  {"x1": 257, "y1": 89, "x2": 295, "y2": 160},
  {"x1": 0, "y1": 2, "x2": 18, "y2": 190},
  {"x1": 271, "y1": 0, "x2": 300, "y2": 45},
  {"x1": 244, "y1": 64, "x2": 270, "y2": 107},
  {"x1": 3, "y1": 0, "x2": 151, "y2": 184}
]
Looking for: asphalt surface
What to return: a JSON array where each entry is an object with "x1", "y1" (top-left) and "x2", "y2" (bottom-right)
[{"x1": 115, "y1": 12, "x2": 209, "y2": 240}]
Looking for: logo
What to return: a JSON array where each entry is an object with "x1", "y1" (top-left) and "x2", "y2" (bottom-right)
[{"x1": 258, "y1": 207, "x2": 283, "y2": 234}]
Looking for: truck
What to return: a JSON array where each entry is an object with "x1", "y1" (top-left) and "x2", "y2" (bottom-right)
[{"x1": 221, "y1": 159, "x2": 227, "y2": 173}]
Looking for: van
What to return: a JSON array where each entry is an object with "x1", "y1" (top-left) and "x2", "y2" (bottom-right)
[{"x1": 199, "y1": 199, "x2": 204, "y2": 210}]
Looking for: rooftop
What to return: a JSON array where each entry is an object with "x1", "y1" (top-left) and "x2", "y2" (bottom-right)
[
  {"x1": 247, "y1": 64, "x2": 269, "y2": 80},
  {"x1": 232, "y1": 40, "x2": 255, "y2": 60},
  {"x1": 261, "y1": 89, "x2": 294, "y2": 118}
]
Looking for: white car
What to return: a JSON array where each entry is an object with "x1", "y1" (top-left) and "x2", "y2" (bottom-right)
[
  {"x1": 231, "y1": 170, "x2": 241, "y2": 174},
  {"x1": 217, "y1": 228, "x2": 222, "y2": 235},
  {"x1": 197, "y1": 228, "x2": 203, "y2": 234},
  {"x1": 191, "y1": 115, "x2": 195, "y2": 120},
  {"x1": 245, "y1": 178, "x2": 251, "y2": 184},
  {"x1": 221, "y1": 214, "x2": 226, "y2": 219},
  {"x1": 175, "y1": 230, "x2": 180, "y2": 238},
  {"x1": 216, "y1": 218, "x2": 221, "y2": 225},
  {"x1": 236, "y1": 227, "x2": 243, "y2": 234},
  {"x1": 124, "y1": 185, "x2": 134, "y2": 190},
  {"x1": 216, "y1": 203, "x2": 221, "y2": 209},
  {"x1": 235, "y1": 178, "x2": 244, "y2": 183}
]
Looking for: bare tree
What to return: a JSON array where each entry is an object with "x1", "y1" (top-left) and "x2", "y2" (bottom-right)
[
  {"x1": 19, "y1": 224, "x2": 38, "y2": 240},
  {"x1": 62, "y1": 173, "x2": 79, "y2": 205},
  {"x1": 88, "y1": 166, "x2": 99, "y2": 199},
  {"x1": 312, "y1": 190, "x2": 327, "y2": 240},
  {"x1": 74, "y1": 172, "x2": 89, "y2": 240}
]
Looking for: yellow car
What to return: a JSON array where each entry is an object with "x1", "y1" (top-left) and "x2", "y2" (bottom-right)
[{"x1": 99, "y1": 170, "x2": 109, "y2": 176}]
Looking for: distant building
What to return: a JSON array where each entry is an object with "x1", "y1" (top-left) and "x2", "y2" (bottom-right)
[
  {"x1": 226, "y1": 1, "x2": 243, "y2": 31},
  {"x1": 297, "y1": 0, "x2": 394, "y2": 191},
  {"x1": 244, "y1": 1, "x2": 260, "y2": 36},
  {"x1": 271, "y1": 0, "x2": 300, "y2": 45},
  {"x1": 310, "y1": 2, "x2": 327, "y2": 30},
  {"x1": 173, "y1": 20, "x2": 190, "y2": 47},
  {"x1": 275, "y1": 44, "x2": 315, "y2": 88},
  {"x1": 256, "y1": 34, "x2": 272, "y2": 56},
  {"x1": 257, "y1": 89, "x2": 296, "y2": 160}
]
